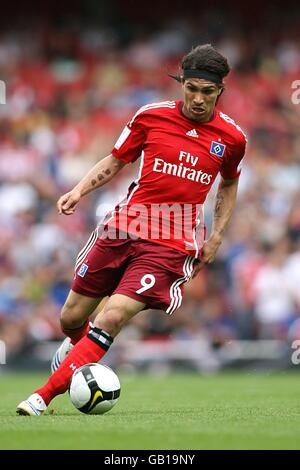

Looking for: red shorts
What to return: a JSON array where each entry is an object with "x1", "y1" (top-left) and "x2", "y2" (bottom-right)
[{"x1": 71, "y1": 230, "x2": 196, "y2": 314}]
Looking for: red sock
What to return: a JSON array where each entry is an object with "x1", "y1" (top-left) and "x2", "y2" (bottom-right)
[
  {"x1": 35, "y1": 327, "x2": 113, "y2": 405},
  {"x1": 62, "y1": 320, "x2": 90, "y2": 345}
]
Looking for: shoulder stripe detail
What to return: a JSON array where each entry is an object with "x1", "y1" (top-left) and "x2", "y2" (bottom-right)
[
  {"x1": 219, "y1": 111, "x2": 247, "y2": 141},
  {"x1": 129, "y1": 101, "x2": 176, "y2": 126}
]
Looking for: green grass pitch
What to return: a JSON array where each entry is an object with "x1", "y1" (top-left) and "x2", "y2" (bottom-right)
[{"x1": 1, "y1": 371, "x2": 300, "y2": 449}]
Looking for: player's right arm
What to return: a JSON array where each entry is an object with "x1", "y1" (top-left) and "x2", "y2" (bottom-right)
[
  {"x1": 57, "y1": 154, "x2": 125, "y2": 215},
  {"x1": 57, "y1": 104, "x2": 148, "y2": 215}
]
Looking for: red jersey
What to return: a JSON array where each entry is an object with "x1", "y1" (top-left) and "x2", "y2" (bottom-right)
[{"x1": 103, "y1": 100, "x2": 247, "y2": 259}]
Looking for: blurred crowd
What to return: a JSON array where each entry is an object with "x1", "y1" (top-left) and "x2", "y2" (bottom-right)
[{"x1": 1, "y1": 6, "x2": 300, "y2": 362}]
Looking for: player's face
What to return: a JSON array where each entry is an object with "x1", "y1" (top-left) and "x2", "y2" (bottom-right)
[{"x1": 182, "y1": 79, "x2": 222, "y2": 122}]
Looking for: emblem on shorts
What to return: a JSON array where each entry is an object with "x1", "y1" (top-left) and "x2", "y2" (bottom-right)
[
  {"x1": 210, "y1": 141, "x2": 226, "y2": 158},
  {"x1": 78, "y1": 263, "x2": 88, "y2": 278}
]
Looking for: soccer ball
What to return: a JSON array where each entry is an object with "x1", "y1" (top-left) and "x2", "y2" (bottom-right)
[{"x1": 69, "y1": 363, "x2": 121, "y2": 414}]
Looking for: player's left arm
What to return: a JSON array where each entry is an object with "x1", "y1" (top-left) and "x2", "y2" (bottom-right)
[
  {"x1": 193, "y1": 131, "x2": 246, "y2": 276},
  {"x1": 203, "y1": 176, "x2": 239, "y2": 261},
  {"x1": 192, "y1": 177, "x2": 239, "y2": 277}
]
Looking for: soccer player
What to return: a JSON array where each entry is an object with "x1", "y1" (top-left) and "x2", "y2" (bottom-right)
[{"x1": 17, "y1": 44, "x2": 247, "y2": 415}]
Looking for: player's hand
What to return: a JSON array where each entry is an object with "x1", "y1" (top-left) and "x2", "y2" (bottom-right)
[
  {"x1": 192, "y1": 234, "x2": 222, "y2": 278},
  {"x1": 57, "y1": 189, "x2": 81, "y2": 215},
  {"x1": 192, "y1": 260, "x2": 205, "y2": 278}
]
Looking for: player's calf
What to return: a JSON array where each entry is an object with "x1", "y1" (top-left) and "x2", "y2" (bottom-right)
[{"x1": 51, "y1": 320, "x2": 92, "y2": 373}]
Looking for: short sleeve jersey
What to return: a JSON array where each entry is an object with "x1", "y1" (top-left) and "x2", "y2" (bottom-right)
[{"x1": 103, "y1": 100, "x2": 247, "y2": 259}]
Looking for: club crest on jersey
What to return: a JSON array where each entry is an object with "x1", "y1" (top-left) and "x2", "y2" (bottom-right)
[
  {"x1": 210, "y1": 141, "x2": 226, "y2": 158},
  {"x1": 78, "y1": 263, "x2": 88, "y2": 278}
]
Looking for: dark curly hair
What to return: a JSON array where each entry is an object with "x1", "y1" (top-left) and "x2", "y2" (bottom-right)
[{"x1": 181, "y1": 44, "x2": 230, "y2": 81}]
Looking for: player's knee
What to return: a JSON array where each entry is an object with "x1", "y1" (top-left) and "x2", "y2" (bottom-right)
[
  {"x1": 94, "y1": 308, "x2": 126, "y2": 337},
  {"x1": 60, "y1": 302, "x2": 85, "y2": 330}
]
